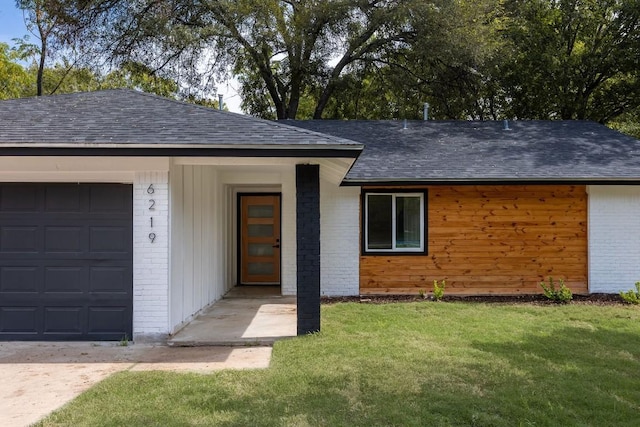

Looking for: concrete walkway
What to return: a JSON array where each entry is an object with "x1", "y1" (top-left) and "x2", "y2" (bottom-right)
[
  {"x1": 0, "y1": 342, "x2": 272, "y2": 427},
  {"x1": 168, "y1": 296, "x2": 297, "y2": 346},
  {"x1": 0, "y1": 289, "x2": 297, "y2": 426}
]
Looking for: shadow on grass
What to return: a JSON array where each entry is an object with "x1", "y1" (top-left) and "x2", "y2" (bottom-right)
[{"x1": 469, "y1": 326, "x2": 640, "y2": 425}]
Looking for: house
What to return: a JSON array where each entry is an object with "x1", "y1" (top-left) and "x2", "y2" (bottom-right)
[
  {"x1": 0, "y1": 89, "x2": 361, "y2": 341},
  {"x1": 0, "y1": 90, "x2": 638, "y2": 342},
  {"x1": 288, "y1": 119, "x2": 640, "y2": 297}
]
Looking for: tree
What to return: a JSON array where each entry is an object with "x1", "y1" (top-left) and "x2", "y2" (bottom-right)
[
  {"x1": 0, "y1": 43, "x2": 32, "y2": 99},
  {"x1": 51, "y1": 0, "x2": 443, "y2": 119},
  {"x1": 0, "y1": 40, "x2": 181, "y2": 100},
  {"x1": 26, "y1": 0, "x2": 640, "y2": 130},
  {"x1": 497, "y1": 0, "x2": 640, "y2": 122},
  {"x1": 16, "y1": 0, "x2": 69, "y2": 96},
  {"x1": 609, "y1": 108, "x2": 640, "y2": 138}
]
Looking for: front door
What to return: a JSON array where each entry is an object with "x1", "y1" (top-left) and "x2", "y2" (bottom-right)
[{"x1": 239, "y1": 194, "x2": 281, "y2": 285}]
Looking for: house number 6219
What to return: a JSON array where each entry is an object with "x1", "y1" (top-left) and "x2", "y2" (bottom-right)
[{"x1": 148, "y1": 183, "x2": 156, "y2": 243}]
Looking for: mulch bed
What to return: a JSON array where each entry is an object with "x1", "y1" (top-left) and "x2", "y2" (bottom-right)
[{"x1": 321, "y1": 293, "x2": 629, "y2": 306}]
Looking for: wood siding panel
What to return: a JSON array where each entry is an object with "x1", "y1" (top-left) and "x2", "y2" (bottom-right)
[{"x1": 360, "y1": 185, "x2": 588, "y2": 295}]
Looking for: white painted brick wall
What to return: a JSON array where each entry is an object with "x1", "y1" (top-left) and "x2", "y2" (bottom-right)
[
  {"x1": 281, "y1": 169, "x2": 297, "y2": 295},
  {"x1": 588, "y1": 185, "x2": 640, "y2": 293},
  {"x1": 133, "y1": 171, "x2": 170, "y2": 339},
  {"x1": 320, "y1": 180, "x2": 360, "y2": 296}
]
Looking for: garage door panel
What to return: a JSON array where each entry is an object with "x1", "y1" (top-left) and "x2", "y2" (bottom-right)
[
  {"x1": 44, "y1": 186, "x2": 82, "y2": 212},
  {"x1": 0, "y1": 183, "x2": 132, "y2": 341},
  {"x1": 45, "y1": 226, "x2": 83, "y2": 253},
  {"x1": 88, "y1": 307, "x2": 129, "y2": 334},
  {"x1": 89, "y1": 185, "x2": 131, "y2": 213},
  {"x1": 44, "y1": 266, "x2": 86, "y2": 293},
  {"x1": 1, "y1": 226, "x2": 40, "y2": 253},
  {"x1": 43, "y1": 307, "x2": 83, "y2": 334},
  {"x1": 89, "y1": 226, "x2": 130, "y2": 253},
  {"x1": 0, "y1": 185, "x2": 39, "y2": 211},
  {"x1": 0, "y1": 307, "x2": 39, "y2": 333},
  {"x1": 90, "y1": 267, "x2": 129, "y2": 293},
  {"x1": 0, "y1": 266, "x2": 39, "y2": 292}
]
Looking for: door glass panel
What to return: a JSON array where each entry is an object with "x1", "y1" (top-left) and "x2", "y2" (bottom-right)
[
  {"x1": 248, "y1": 243, "x2": 274, "y2": 257},
  {"x1": 248, "y1": 262, "x2": 274, "y2": 275},
  {"x1": 248, "y1": 205, "x2": 274, "y2": 218},
  {"x1": 248, "y1": 224, "x2": 273, "y2": 237}
]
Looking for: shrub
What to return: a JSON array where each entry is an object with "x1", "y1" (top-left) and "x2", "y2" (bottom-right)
[
  {"x1": 433, "y1": 280, "x2": 446, "y2": 301},
  {"x1": 620, "y1": 282, "x2": 640, "y2": 305},
  {"x1": 539, "y1": 277, "x2": 573, "y2": 303}
]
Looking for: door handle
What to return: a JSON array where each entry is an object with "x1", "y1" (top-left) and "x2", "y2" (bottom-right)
[{"x1": 273, "y1": 238, "x2": 280, "y2": 248}]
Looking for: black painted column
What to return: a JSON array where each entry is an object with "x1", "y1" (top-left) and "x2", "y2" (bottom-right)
[{"x1": 296, "y1": 164, "x2": 321, "y2": 335}]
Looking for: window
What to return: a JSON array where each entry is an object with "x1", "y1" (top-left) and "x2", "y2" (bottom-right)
[{"x1": 363, "y1": 191, "x2": 426, "y2": 254}]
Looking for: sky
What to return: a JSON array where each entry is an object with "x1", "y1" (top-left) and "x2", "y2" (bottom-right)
[
  {"x1": 0, "y1": 1, "x2": 28, "y2": 45},
  {"x1": 0, "y1": 1, "x2": 243, "y2": 113}
]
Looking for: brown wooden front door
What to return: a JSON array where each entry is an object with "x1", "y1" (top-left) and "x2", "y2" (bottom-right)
[{"x1": 239, "y1": 194, "x2": 281, "y2": 285}]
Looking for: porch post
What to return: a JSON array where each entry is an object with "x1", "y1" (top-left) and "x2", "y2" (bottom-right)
[{"x1": 296, "y1": 164, "x2": 321, "y2": 335}]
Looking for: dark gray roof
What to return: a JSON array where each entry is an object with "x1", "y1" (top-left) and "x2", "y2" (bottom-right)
[
  {"x1": 287, "y1": 120, "x2": 640, "y2": 183},
  {"x1": 0, "y1": 90, "x2": 361, "y2": 152}
]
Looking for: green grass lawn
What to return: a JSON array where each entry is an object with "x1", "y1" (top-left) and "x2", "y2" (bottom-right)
[{"x1": 39, "y1": 302, "x2": 640, "y2": 426}]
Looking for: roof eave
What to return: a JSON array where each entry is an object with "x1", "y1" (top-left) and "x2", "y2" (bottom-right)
[
  {"x1": 0, "y1": 145, "x2": 363, "y2": 158},
  {"x1": 341, "y1": 177, "x2": 640, "y2": 186}
]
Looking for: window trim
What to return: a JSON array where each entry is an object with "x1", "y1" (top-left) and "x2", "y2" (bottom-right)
[{"x1": 361, "y1": 189, "x2": 428, "y2": 256}]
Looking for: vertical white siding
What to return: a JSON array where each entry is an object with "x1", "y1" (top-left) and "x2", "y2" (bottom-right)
[
  {"x1": 133, "y1": 171, "x2": 170, "y2": 340},
  {"x1": 320, "y1": 180, "x2": 361, "y2": 296},
  {"x1": 169, "y1": 163, "x2": 184, "y2": 330},
  {"x1": 588, "y1": 185, "x2": 640, "y2": 293},
  {"x1": 169, "y1": 164, "x2": 226, "y2": 333}
]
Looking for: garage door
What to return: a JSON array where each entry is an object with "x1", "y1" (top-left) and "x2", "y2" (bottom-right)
[{"x1": 0, "y1": 183, "x2": 133, "y2": 341}]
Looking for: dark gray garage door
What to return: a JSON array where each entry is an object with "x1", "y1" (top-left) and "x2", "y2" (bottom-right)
[{"x1": 0, "y1": 183, "x2": 133, "y2": 341}]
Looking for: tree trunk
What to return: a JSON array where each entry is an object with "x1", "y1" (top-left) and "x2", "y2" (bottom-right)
[{"x1": 37, "y1": 39, "x2": 46, "y2": 96}]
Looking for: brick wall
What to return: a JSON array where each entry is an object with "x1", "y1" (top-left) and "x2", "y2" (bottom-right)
[
  {"x1": 588, "y1": 185, "x2": 640, "y2": 293},
  {"x1": 133, "y1": 171, "x2": 170, "y2": 340},
  {"x1": 320, "y1": 180, "x2": 360, "y2": 296},
  {"x1": 281, "y1": 168, "x2": 298, "y2": 296}
]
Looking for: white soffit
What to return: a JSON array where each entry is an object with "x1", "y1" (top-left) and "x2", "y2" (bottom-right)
[{"x1": 173, "y1": 157, "x2": 356, "y2": 185}]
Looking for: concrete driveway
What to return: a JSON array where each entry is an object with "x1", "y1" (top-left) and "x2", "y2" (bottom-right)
[{"x1": 0, "y1": 342, "x2": 272, "y2": 427}]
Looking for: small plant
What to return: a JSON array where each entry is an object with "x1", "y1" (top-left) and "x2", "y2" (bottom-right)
[
  {"x1": 433, "y1": 280, "x2": 446, "y2": 301},
  {"x1": 620, "y1": 282, "x2": 640, "y2": 304},
  {"x1": 418, "y1": 289, "x2": 426, "y2": 299},
  {"x1": 539, "y1": 277, "x2": 573, "y2": 303},
  {"x1": 119, "y1": 334, "x2": 129, "y2": 347}
]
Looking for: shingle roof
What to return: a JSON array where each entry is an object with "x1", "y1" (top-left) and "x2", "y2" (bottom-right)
[
  {"x1": 0, "y1": 90, "x2": 361, "y2": 151},
  {"x1": 287, "y1": 120, "x2": 640, "y2": 183}
]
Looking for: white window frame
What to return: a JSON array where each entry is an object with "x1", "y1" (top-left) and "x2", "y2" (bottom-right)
[{"x1": 364, "y1": 192, "x2": 425, "y2": 253}]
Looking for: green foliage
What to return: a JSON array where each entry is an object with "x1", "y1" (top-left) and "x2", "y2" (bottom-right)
[
  {"x1": 540, "y1": 277, "x2": 573, "y2": 303},
  {"x1": 620, "y1": 282, "x2": 640, "y2": 305},
  {"x1": 102, "y1": 61, "x2": 179, "y2": 98},
  {"x1": 119, "y1": 334, "x2": 129, "y2": 347},
  {"x1": 497, "y1": 0, "x2": 640, "y2": 123},
  {"x1": 418, "y1": 288, "x2": 426, "y2": 299},
  {"x1": 609, "y1": 108, "x2": 640, "y2": 139},
  {"x1": 433, "y1": 280, "x2": 446, "y2": 301},
  {"x1": 0, "y1": 39, "x2": 181, "y2": 100},
  {"x1": 0, "y1": 43, "x2": 32, "y2": 99}
]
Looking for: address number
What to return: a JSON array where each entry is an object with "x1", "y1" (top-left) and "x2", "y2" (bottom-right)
[{"x1": 147, "y1": 183, "x2": 157, "y2": 243}]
